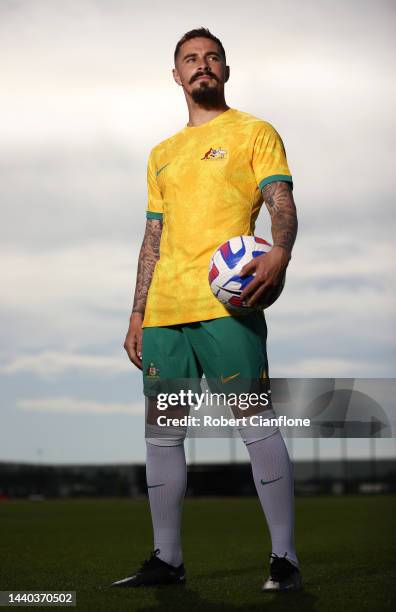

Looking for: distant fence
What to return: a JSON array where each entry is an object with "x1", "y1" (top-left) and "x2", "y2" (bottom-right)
[{"x1": 0, "y1": 460, "x2": 395, "y2": 498}]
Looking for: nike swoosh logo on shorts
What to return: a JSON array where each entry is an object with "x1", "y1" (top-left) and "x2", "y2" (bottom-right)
[
  {"x1": 147, "y1": 483, "x2": 165, "y2": 489},
  {"x1": 220, "y1": 372, "x2": 240, "y2": 384}
]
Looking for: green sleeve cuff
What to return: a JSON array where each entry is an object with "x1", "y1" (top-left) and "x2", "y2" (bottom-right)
[
  {"x1": 146, "y1": 211, "x2": 163, "y2": 220},
  {"x1": 259, "y1": 174, "x2": 293, "y2": 191}
]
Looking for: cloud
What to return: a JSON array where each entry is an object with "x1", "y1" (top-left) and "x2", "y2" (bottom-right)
[
  {"x1": 16, "y1": 396, "x2": 144, "y2": 414},
  {"x1": 1, "y1": 0, "x2": 395, "y2": 253},
  {"x1": 278, "y1": 357, "x2": 385, "y2": 378},
  {"x1": 1, "y1": 235, "x2": 394, "y2": 378},
  {"x1": 0, "y1": 0, "x2": 395, "y2": 461},
  {"x1": 2, "y1": 351, "x2": 130, "y2": 378},
  {"x1": 0, "y1": 148, "x2": 148, "y2": 248},
  {"x1": 0, "y1": 243, "x2": 139, "y2": 353}
]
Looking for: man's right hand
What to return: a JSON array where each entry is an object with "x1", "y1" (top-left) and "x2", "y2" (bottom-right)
[{"x1": 124, "y1": 312, "x2": 143, "y2": 370}]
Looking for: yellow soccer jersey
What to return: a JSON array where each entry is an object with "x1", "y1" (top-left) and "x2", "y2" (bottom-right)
[{"x1": 142, "y1": 108, "x2": 292, "y2": 328}]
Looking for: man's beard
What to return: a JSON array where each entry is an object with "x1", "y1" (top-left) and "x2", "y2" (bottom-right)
[{"x1": 191, "y1": 82, "x2": 222, "y2": 108}]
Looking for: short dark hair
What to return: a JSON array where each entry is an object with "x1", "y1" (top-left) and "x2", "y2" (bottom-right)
[{"x1": 174, "y1": 27, "x2": 226, "y2": 64}]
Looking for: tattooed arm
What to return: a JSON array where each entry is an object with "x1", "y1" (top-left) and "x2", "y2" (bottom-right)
[
  {"x1": 240, "y1": 181, "x2": 298, "y2": 306},
  {"x1": 124, "y1": 218, "x2": 163, "y2": 369},
  {"x1": 262, "y1": 181, "x2": 298, "y2": 253},
  {"x1": 131, "y1": 218, "x2": 162, "y2": 315}
]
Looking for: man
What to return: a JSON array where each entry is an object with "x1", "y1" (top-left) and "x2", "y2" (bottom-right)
[{"x1": 111, "y1": 28, "x2": 301, "y2": 592}]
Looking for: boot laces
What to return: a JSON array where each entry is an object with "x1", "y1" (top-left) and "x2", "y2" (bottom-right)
[
  {"x1": 269, "y1": 552, "x2": 296, "y2": 582},
  {"x1": 139, "y1": 549, "x2": 161, "y2": 572}
]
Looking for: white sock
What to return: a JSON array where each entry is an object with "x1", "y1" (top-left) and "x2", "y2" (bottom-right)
[
  {"x1": 145, "y1": 441, "x2": 186, "y2": 566},
  {"x1": 245, "y1": 430, "x2": 299, "y2": 567}
]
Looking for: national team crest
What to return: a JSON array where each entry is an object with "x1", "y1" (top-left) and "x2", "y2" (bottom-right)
[
  {"x1": 201, "y1": 147, "x2": 228, "y2": 161},
  {"x1": 146, "y1": 362, "x2": 160, "y2": 378}
]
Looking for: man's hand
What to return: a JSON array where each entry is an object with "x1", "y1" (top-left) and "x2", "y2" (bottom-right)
[
  {"x1": 240, "y1": 246, "x2": 290, "y2": 307},
  {"x1": 124, "y1": 312, "x2": 143, "y2": 370}
]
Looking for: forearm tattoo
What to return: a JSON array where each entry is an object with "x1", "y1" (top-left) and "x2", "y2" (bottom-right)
[
  {"x1": 262, "y1": 181, "x2": 298, "y2": 252},
  {"x1": 132, "y1": 218, "x2": 162, "y2": 315}
]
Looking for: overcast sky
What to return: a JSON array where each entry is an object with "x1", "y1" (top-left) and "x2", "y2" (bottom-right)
[{"x1": 1, "y1": 0, "x2": 395, "y2": 464}]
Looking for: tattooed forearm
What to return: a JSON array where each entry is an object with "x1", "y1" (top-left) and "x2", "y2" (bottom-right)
[
  {"x1": 132, "y1": 218, "x2": 163, "y2": 316},
  {"x1": 262, "y1": 181, "x2": 298, "y2": 253}
]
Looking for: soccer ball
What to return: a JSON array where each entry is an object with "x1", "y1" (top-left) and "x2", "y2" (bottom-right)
[{"x1": 208, "y1": 235, "x2": 285, "y2": 311}]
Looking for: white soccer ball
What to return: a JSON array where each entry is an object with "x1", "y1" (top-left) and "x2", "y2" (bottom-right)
[{"x1": 208, "y1": 235, "x2": 285, "y2": 311}]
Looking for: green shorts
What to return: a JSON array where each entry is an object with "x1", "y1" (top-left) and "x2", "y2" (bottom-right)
[{"x1": 142, "y1": 312, "x2": 269, "y2": 397}]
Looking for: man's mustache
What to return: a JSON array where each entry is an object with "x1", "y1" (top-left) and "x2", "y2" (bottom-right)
[{"x1": 190, "y1": 71, "x2": 219, "y2": 84}]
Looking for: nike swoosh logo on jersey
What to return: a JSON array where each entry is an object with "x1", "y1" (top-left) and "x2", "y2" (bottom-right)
[
  {"x1": 221, "y1": 372, "x2": 240, "y2": 384},
  {"x1": 156, "y1": 163, "x2": 170, "y2": 177},
  {"x1": 147, "y1": 483, "x2": 165, "y2": 488},
  {"x1": 260, "y1": 476, "x2": 283, "y2": 486}
]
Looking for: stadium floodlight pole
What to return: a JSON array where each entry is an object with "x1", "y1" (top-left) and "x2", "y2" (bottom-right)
[
  {"x1": 341, "y1": 436, "x2": 348, "y2": 493},
  {"x1": 229, "y1": 434, "x2": 236, "y2": 464},
  {"x1": 313, "y1": 435, "x2": 320, "y2": 484},
  {"x1": 369, "y1": 434, "x2": 377, "y2": 484},
  {"x1": 188, "y1": 436, "x2": 196, "y2": 465},
  {"x1": 287, "y1": 426, "x2": 294, "y2": 461}
]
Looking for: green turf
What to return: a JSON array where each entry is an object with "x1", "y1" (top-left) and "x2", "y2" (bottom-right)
[{"x1": 0, "y1": 496, "x2": 395, "y2": 611}]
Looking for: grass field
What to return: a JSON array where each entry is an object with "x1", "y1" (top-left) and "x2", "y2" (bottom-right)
[{"x1": 1, "y1": 496, "x2": 395, "y2": 611}]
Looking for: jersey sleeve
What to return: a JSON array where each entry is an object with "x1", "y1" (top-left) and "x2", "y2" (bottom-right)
[
  {"x1": 251, "y1": 123, "x2": 293, "y2": 191},
  {"x1": 146, "y1": 150, "x2": 163, "y2": 220}
]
